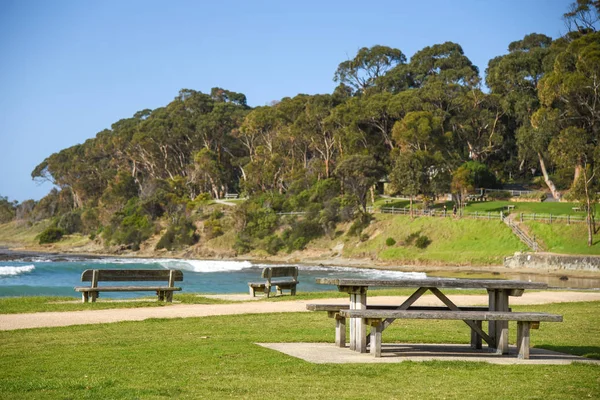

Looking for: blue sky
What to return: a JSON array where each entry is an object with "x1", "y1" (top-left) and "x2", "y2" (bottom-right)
[{"x1": 0, "y1": 0, "x2": 571, "y2": 202}]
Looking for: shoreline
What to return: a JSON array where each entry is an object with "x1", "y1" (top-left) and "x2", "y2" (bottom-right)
[{"x1": 2, "y1": 246, "x2": 600, "y2": 282}]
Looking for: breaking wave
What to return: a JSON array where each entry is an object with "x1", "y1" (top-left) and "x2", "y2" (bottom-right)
[{"x1": 0, "y1": 265, "x2": 36, "y2": 276}]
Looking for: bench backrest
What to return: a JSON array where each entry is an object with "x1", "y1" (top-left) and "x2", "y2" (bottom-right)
[
  {"x1": 81, "y1": 269, "x2": 183, "y2": 287},
  {"x1": 261, "y1": 266, "x2": 298, "y2": 281}
]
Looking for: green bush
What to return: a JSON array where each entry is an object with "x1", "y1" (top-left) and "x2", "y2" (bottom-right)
[
  {"x1": 156, "y1": 219, "x2": 199, "y2": 251},
  {"x1": 103, "y1": 199, "x2": 154, "y2": 250},
  {"x1": 282, "y1": 220, "x2": 323, "y2": 252},
  {"x1": 385, "y1": 237, "x2": 396, "y2": 246},
  {"x1": 263, "y1": 235, "x2": 284, "y2": 255},
  {"x1": 486, "y1": 191, "x2": 511, "y2": 200},
  {"x1": 415, "y1": 235, "x2": 431, "y2": 249},
  {"x1": 405, "y1": 231, "x2": 420, "y2": 245},
  {"x1": 519, "y1": 191, "x2": 547, "y2": 202},
  {"x1": 348, "y1": 213, "x2": 372, "y2": 236},
  {"x1": 57, "y1": 211, "x2": 83, "y2": 234},
  {"x1": 38, "y1": 227, "x2": 65, "y2": 244},
  {"x1": 233, "y1": 234, "x2": 253, "y2": 254},
  {"x1": 360, "y1": 233, "x2": 369, "y2": 242},
  {"x1": 203, "y1": 218, "x2": 223, "y2": 239}
]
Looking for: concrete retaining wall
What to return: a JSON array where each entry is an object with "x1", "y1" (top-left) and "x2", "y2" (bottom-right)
[{"x1": 504, "y1": 252, "x2": 600, "y2": 272}]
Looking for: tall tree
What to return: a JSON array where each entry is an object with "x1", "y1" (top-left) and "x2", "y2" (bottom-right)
[
  {"x1": 538, "y1": 31, "x2": 600, "y2": 245},
  {"x1": 333, "y1": 45, "x2": 406, "y2": 95}
]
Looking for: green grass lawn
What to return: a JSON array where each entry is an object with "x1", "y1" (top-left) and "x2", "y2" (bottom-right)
[
  {"x1": 347, "y1": 214, "x2": 526, "y2": 265},
  {"x1": 523, "y1": 222, "x2": 600, "y2": 254},
  {"x1": 0, "y1": 301, "x2": 598, "y2": 399}
]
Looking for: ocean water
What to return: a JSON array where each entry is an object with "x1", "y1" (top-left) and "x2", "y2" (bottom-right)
[{"x1": 0, "y1": 256, "x2": 427, "y2": 298}]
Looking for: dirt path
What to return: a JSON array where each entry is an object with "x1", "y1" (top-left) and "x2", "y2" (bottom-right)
[{"x1": 1, "y1": 291, "x2": 599, "y2": 331}]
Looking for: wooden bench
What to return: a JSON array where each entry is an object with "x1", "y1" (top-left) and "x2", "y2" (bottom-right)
[
  {"x1": 307, "y1": 304, "x2": 500, "y2": 349},
  {"x1": 74, "y1": 269, "x2": 183, "y2": 303},
  {"x1": 338, "y1": 309, "x2": 562, "y2": 359},
  {"x1": 248, "y1": 266, "x2": 298, "y2": 298}
]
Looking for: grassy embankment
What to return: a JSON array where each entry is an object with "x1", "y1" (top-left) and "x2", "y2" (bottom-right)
[
  {"x1": 0, "y1": 300, "x2": 598, "y2": 399},
  {"x1": 0, "y1": 198, "x2": 598, "y2": 262}
]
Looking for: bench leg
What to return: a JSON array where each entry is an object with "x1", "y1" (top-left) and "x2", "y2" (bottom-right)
[
  {"x1": 90, "y1": 292, "x2": 98, "y2": 303},
  {"x1": 495, "y1": 322, "x2": 509, "y2": 355},
  {"x1": 82, "y1": 292, "x2": 89, "y2": 303},
  {"x1": 517, "y1": 321, "x2": 531, "y2": 359},
  {"x1": 369, "y1": 320, "x2": 383, "y2": 357},
  {"x1": 335, "y1": 315, "x2": 346, "y2": 347},
  {"x1": 470, "y1": 320, "x2": 482, "y2": 349},
  {"x1": 291, "y1": 285, "x2": 296, "y2": 296},
  {"x1": 166, "y1": 291, "x2": 173, "y2": 302},
  {"x1": 265, "y1": 286, "x2": 270, "y2": 298},
  {"x1": 249, "y1": 286, "x2": 255, "y2": 297}
]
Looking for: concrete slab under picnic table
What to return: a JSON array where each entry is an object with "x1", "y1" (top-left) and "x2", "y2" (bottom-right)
[{"x1": 258, "y1": 343, "x2": 600, "y2": 365}]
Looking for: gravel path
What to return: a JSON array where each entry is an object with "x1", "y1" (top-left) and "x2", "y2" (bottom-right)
[{"x1": 1, "y1": 291, "x2": 599, "y2": 331}]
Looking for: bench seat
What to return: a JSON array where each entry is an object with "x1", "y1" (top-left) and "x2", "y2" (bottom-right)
[
  {"x1": 307, "y1": 304, "x2": 500, "y2": 349},
  {"x1": 248, "y1": 267, "x2": 298, "y2": 297},
  {"x1": 75, "y1": 269, "x2": 183, "y2": 303},
  {"x1": 337, "y1": 309, "x2": 562, "y2": 358}
]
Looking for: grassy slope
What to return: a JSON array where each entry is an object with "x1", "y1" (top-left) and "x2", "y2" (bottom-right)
[
  {"x1": 342, "y1": 214, "x2": 526, "y2": 265},
  {"x1": 524, "y1": 222, "x2": 600, "y2": 254},
  {"x1": 0, "y1": 301, "x2": 598, "y2": 399}
]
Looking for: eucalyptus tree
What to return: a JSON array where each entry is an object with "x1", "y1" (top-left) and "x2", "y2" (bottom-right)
[
  {"x1": 333, "y1": 45, "x2": 407, "y2": 95},
  {"x1": 335, "y1": 154, "x2": 386, "y2": 214},
  {"x1": 538, "y1": 31, "x2": 600, "y2": 245},
  {"x1": 486, "y1": 33, "x2": 560, "y2": 197}
]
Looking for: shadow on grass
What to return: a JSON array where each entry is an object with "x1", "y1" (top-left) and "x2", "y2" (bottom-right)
[{"x1": 538, "y1": 345, "x2": 600, "y2": 360}]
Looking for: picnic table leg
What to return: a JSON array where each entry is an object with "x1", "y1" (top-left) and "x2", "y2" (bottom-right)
[
  {"x1": 516, "y1": 321, "x2": 531, "y2": 359},
  {"x1": 348, "y1": 287, "x2": 367, "y2": 353},
  {"x1": 470, "y1": 320, "x2": 482, "y2": 349},
  {"x1": 335, "y1": 314, "x2": 346, "y2": 347},
  {"x1": 488, "y1": 289, "x2": 510, "y2": 354},
  {"x1": 369, "y1": 320, "x2": 383, "y2": 357}
]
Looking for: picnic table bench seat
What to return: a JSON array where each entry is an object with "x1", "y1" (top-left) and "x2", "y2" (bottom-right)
[
  {"x1": 338, "y1": 309, "x2": 563, "y2": 358},
  {"x1": 248, "y1": 266, "x2": 298, "y2": 298},
  {"x1": 74, "y1": 269, "x2": 183, "y2": 303},
  {"x1": 306, "y1": 304, "x2": 501, "y2": 349}
]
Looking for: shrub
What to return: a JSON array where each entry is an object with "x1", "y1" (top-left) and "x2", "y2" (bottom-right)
[
  {"x1": 57, "y1": 211, "x2": 83, "y2": 234},
  {"x1": 233, "y1": 234, "x2": 253, "y2": 254},
  {"x1": 103, "y1": 199, "x2": 154, "y2": 250},
  {"x1": 415, "y1": 235, "x2": 431, "y2": 249},
  {"x1": 156, "y1": 219, "x2": 199, "y2": 251},
  {"x1": 405, "y1": 231, "x2": 420, "y2": 245},
  {"x1": 203, "y1": 218, "x2": 223, "y2": 239},
  {"x1": 38, "y1": 227, "x2": 65, "y2": 244},
  {"x1": 385, "y1": 237, "x2": 396, "y2": 246},
  {"x1": 360, "y1": 233, "x2": 369, "y2": 242},
  {"x1": 282, "y1": 220, "x2": 323, "y2": 252},
  {"x1": 486, "y1": 191, "x2": 511, "y2": 200},
  {"x1": 348, "y1": 213, "x2": 372, "y2": 236},
  {"x1": 263, "y1": 235, "x2": 284, "y2": 255},
  {"x1": 518, "y1": 191, "x2": 547, "y2": 202}
]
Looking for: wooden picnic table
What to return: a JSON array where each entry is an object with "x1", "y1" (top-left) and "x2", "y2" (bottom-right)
[{"x1": 315, "y1": 277, "x2": 548, "y2": 355}]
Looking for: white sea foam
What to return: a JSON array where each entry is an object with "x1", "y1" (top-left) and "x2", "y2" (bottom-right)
[
  {"x1": 254, "y1": 263, "x2": 426, "y2": 279},
  {"x1": 0, "y1": 265, "x2": 35, "y2": 276},
  {"x1": 170, "y1": 260, "x2": 253, "y2": 273}
]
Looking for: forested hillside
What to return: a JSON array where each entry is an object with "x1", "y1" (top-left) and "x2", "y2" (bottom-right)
[{"x1": 1, "y1": 0, "x2": 599, "y2": 254}]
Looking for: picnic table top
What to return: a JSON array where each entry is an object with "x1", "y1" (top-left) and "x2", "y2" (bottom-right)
[{"x1": 315, "y1": 277, "x2": 547, "y2": 290}]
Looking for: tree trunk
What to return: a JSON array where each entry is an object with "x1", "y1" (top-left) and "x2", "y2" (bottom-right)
[
  {"x1": 538, "y1": 152, "x2": 561, "y2": 200},
  {"x1": 583, "y1": 168, "x2": 594, "y2": 247},
  {"x1": 573, "y1": 164, "x2": 582, "y2": 187}
]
